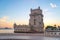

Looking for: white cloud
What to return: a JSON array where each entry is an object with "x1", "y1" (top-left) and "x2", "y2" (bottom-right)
[{"x1": 50, "y1": 3, "x2": 57, "y2": 8}]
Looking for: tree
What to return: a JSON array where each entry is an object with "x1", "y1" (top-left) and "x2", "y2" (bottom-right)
[
  {"x1": 52, "y1": 27, "x2": 57, "y2": 30},
  {"x1": 46, "y1": 26, "x2": 53, "y2": 29},
  {"x1": 45, "y1": 25, "x2": 57, "y2": 30}
]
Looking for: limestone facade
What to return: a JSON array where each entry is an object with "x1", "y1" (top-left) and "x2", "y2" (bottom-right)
[{"x1": 29, "y1": 7, "x2": 44, "y2": 32}]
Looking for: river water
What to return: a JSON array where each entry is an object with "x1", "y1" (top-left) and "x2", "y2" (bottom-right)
[
  {"x1": 0, "y1": 29, "x2": 60, "y2": 40},
  {"x1": 0, "y1": 36, "x2": 60, "y2": 40},
  {"x1": 0, "y1": 29, "x2": 14, "y2": 33}
]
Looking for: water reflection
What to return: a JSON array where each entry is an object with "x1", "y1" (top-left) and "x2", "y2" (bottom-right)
[
  {"x1": 0, "y1": 36, "x2": 44, "y2": 40},
  {"x1": 0, "y1": 29, "x2": 14, "y2": 33},
  {"x1": 0, "y1": 35, "x2": 60, "y2": 40},
  {"x1": 0, "y1": 34, "x2": 60, "y2": 40}
]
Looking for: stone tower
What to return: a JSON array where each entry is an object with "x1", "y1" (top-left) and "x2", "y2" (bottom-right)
[{"x1": 29, "y1": 7, "x2": 44, "y2": 32}]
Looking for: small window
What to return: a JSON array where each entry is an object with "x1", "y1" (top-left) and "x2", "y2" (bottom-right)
[
  {"x1": 34, "y1": 19, "x2": 36, "y2": 25},
  {"x1": 42, "y1": 18, "x2": 43, "y2": 21},
  {"x1": 39, "y1": 22, "x2": 41, "y2": 24},
  {"x1": 55, "y1": 33, "x2": 56, "y2": 35},
  {"x1": 59, "y1": 29, "x2": 60, "y2": 30}
]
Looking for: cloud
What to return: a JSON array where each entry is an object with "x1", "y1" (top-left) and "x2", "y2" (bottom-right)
[
  {"x1": 50, "y1": 3, "x2": 57, "y2": 8},
  {"x1": 0, "y1": 16, "x2": 8, "y2": 27},
  {"x1": 0, "y1": 16, "x2": 8, "y2": 22},
  {"x1": 0, "y1": 16, "x2": 28, "y2": 28},
  {"x1": 0, "y1": 16, "x2": 13, "y2": 28}
]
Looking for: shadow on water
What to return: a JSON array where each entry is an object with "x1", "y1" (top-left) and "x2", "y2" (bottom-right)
[{"x1": 0, "y1": 32, "x2": 60, "y2": 40}]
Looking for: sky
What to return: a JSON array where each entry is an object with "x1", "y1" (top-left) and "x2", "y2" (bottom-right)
[{"x1": 0, "y1": 0, "x2": 60, "y2": 28}]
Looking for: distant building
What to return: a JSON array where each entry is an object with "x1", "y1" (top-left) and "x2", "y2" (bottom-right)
[
  {"x1": 14, "y1": 7, "x2": 44, "y2": 33},
  {"x1": 45, "y1": 26, "x2": 60, "y2": 36}
]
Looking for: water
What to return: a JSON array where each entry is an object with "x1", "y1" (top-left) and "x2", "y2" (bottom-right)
[
  {"x1": 44, "y1": 37, "x2": 60, "y2": 40},
  {"x1": 0, "y1": 29, "x2": 14, "y2": 33},
  {"x1": 0, "y1": 29, "x2": 60, "y2": 40},
  {"x1": 0, "y1": 36, "x2": 60, "y2": 40}
]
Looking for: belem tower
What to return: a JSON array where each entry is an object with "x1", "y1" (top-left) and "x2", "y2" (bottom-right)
[{"x1": 14, "y1": 7, "x2": 44, "y2": 33}]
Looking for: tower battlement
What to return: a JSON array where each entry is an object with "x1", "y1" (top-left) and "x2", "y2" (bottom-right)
[{"x1": 30, "y1": 7, "x2": 42, "y2": 16}]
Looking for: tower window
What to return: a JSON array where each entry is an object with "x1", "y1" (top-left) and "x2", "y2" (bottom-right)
[
  {"x1": 39, "y1": 22, "x2": 41, "y2": 24},
  {"x1": 41, "y1": 18, "x2": 43, "y2": 21},
  {"x1": 34, "y1": 19, "x2": 36, "y2": 25}
]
